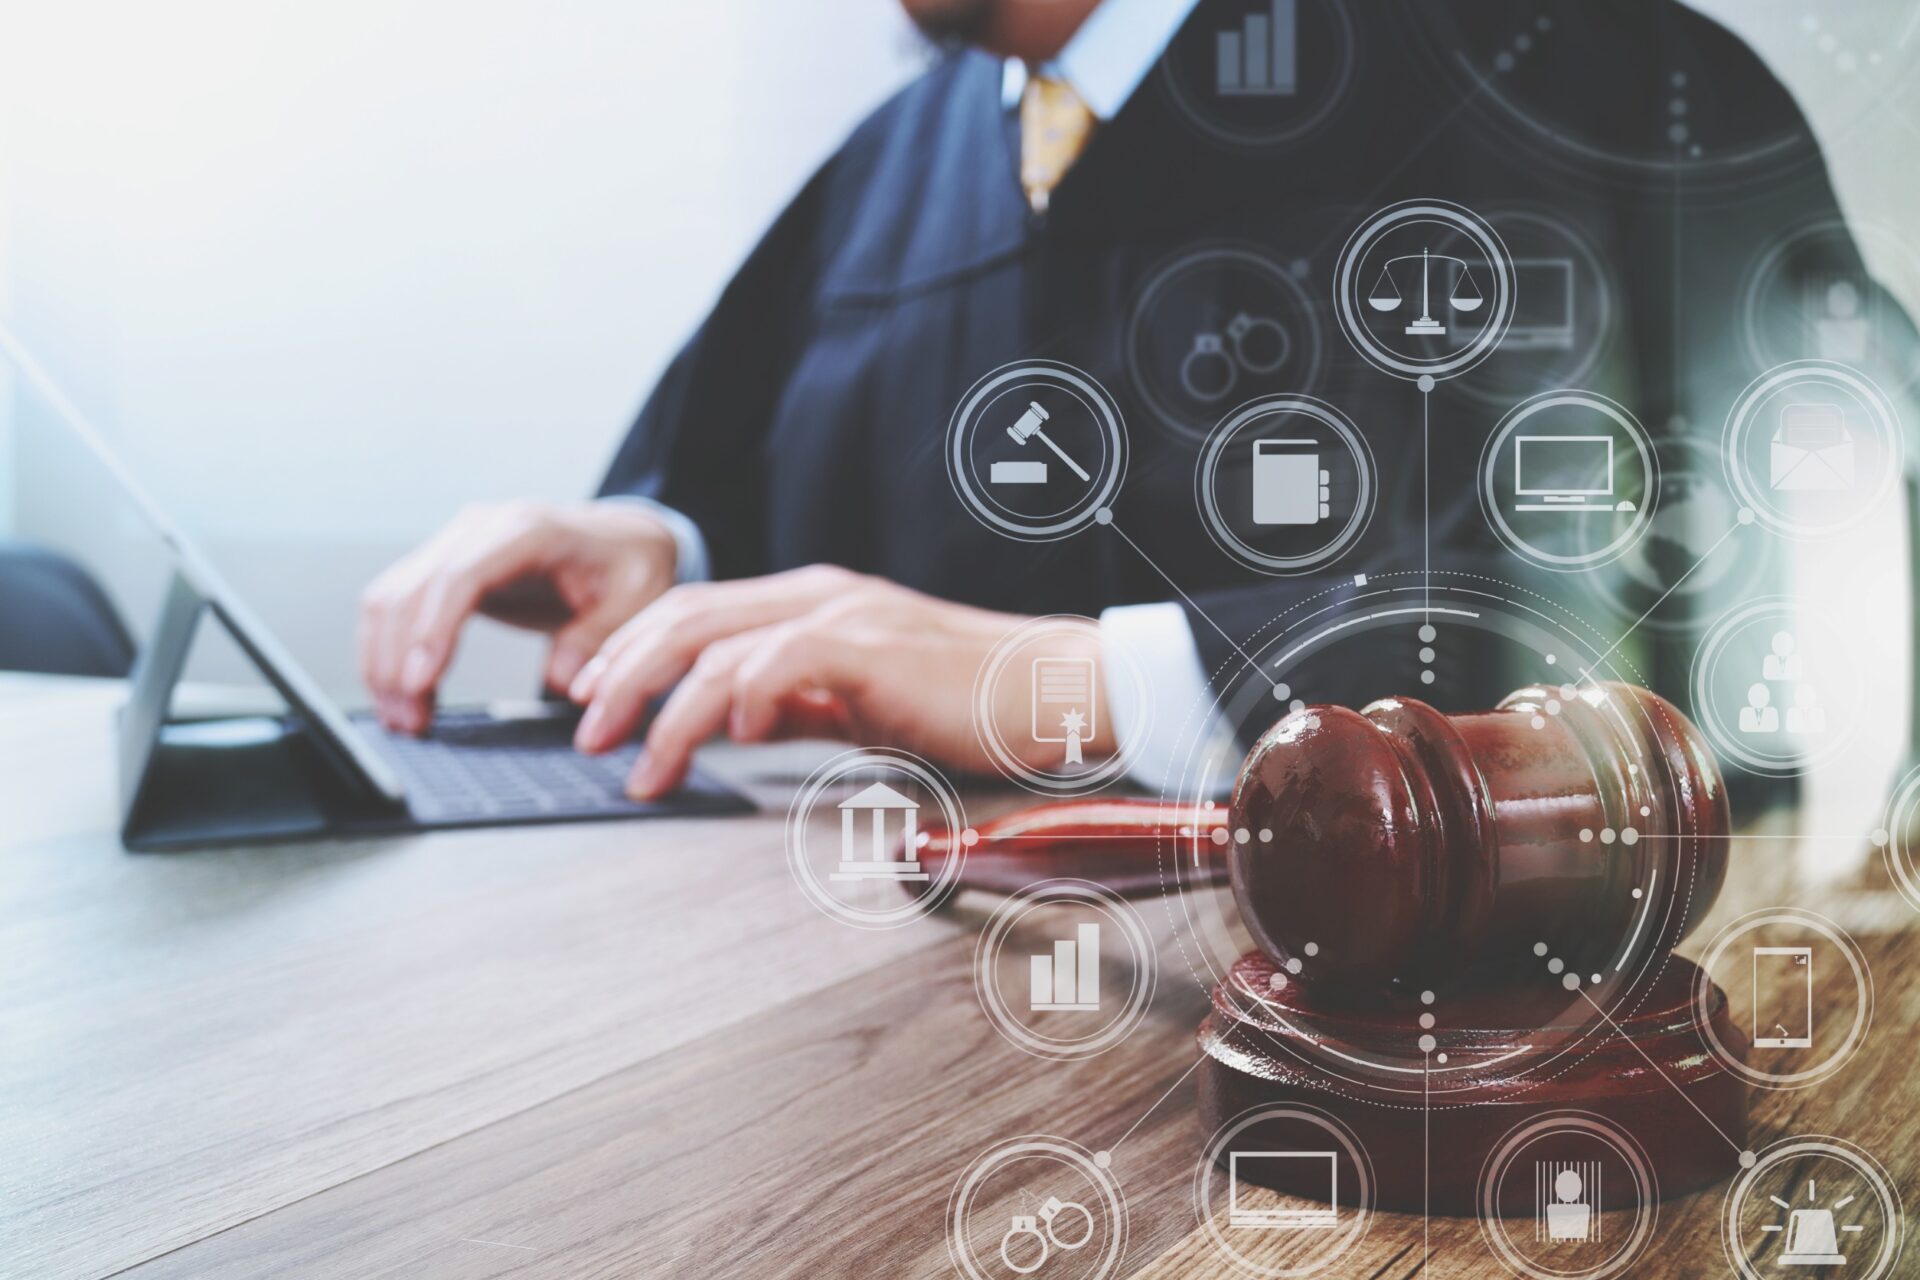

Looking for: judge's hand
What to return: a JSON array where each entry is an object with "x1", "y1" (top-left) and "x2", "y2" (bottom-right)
[
  {"x1": 359, "y1": 500, "x2": 677, "y2": 734},
  {"x1": 565, "y1": 565, "x2": 1108, "y2": 799}
]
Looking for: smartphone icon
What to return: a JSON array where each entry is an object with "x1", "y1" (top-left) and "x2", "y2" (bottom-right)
[{"x1": 1752, "y1": 946, "x2": 1813, "y2": 1049}]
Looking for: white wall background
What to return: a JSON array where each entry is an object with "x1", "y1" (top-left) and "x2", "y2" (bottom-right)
[
  {"x1": 0, "y1": 1, "x2": 924, "y2": 700},
  {"x1": 0, "y1": 0, "x2": 1915, "y2": 846}
]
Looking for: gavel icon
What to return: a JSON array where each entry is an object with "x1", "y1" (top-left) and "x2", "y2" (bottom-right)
[
  {"x1": 1005, "y1": 401, "x2": 1091, "y2": 482},
  {"x1": 919, "y1": 682, "x2": 1729, "y2": 994}
]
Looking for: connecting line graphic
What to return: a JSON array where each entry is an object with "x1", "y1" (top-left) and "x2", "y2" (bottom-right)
[
  {"x1": 1576, "y1": 518, "x2": 1743, "y2": 685},
  {"x1": 1106, "y1": 1052, "x2": 1208, "y2": 1156},
  {"x1": 1575, "y1": 986, "x2": 1749, "y2": 1158},
  {"x1": 1423, "y1": 1049, "x2": 1432, "y2": 1277},
  {"x1": 1422, "y1": 388, "x2": 1431, "y2": 622},
  {"x1": 1105, "y1": 516, "x2": 1279, "y2": 694}
]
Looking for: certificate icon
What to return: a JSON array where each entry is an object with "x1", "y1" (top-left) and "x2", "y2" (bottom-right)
[{"x1": 1032, "y1": 657, "x2": 1096, "y2": 766}]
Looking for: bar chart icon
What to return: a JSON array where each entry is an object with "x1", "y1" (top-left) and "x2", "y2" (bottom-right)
[
  {"x1": 1216, "y1": 0, "x2": 1298, "y2": 97},
  {"x1": 1030, "y1": 922, "x2": 1102, "y2": 1012}
]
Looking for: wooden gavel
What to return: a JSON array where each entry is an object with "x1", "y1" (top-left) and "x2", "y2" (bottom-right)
[{"x1": 920, "y1": 683, "x2": 1729, "y2": 994}]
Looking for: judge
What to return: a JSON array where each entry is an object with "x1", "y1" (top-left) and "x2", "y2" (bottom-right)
[{"x1": 359, "y1": 0, "x2": 1911, "y2": 798}]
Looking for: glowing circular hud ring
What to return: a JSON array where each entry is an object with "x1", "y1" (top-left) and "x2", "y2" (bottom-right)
[
  {"x1": 1720, "y1": 359, "x2": 1902, "y2": 539},
  {"x1": 1692, "y1": 907, "x2": 1873, "y2": 1090},
  {"x1": 1334, "y1": 200, "x2": 1515, "y2": 380},
  {"x1": 784, "y1": 748, "x2": 966, "y2": 930},
  {"x1": 1722, "y1": 1137, "x2": 1902, "y2": 1280},
  {"x1": 1477, "y1": 389, "x2": 1660, "y2": 571},
  {"x1": 1195, "y1": 394, "x2": 1376, "y2": 575},
  {"x1": 947, "y1": 360, "x2": 1128, "y2": 542},
  {"x1": 1477, "y1": 1111, "x2": 1657, "y2": 1280},
  {"x1": 948, "y1": 1136, "x2": 1126, "y2": 1280},
  {"x1": 974, "y1": 878, "x2": 1159, "y2": 1060}
]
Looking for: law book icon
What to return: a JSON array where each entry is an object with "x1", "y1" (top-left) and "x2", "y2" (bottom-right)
[{"x1": 1252, "y1": 439, "x2": 1328, "y2": 525}]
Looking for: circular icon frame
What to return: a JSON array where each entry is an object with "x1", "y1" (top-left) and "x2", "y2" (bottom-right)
[
  {"x1": 1689, "y1": 596, "x2": 1861, "y2": 777},
  {"x1": 1476, "y1": 1111, "x2": 1658, "y2": 1280},
  {"x1": 973, "y1": 615, "x2": 1151, "y2": 797},
  {"x1": 1194, "y1": 1103, "x2": 1375, "y2": 1278},
  {"x1": 1156, "y1": 0, "x2": 1360, "y2": 152},
  {"x1": 973, "y1": 879, "x2": 1158, "y2": 1061},
  {"x1": 1720, "y1": 359, "x2": 1902, "y2": 539},
  {"x1": 784, "y1": 747, "x2": 967, "y2": 930},
  {"x1": 947, "y1": 360, "x2": 1129, "y2": 543},
  {"x1": 1334, "y1": 200, "x2": 1515, "y2": 381},
  {"x1": 948, "y1": 1135, "x2": 1127, "y2": 1280},
  {"x1": 1477, "y1": 389, "x2": 1660, "y2": 571},
  {"x1": 1195, "y1": 394, "x2": 1377, "y2": 575},
  {"x1": 1126, "y1": 244, "x2": 1328, "y2": 443},
  {"x1": 1691, "y1": 907, "x2": 1874, "y2": 1090},
  {"x1": 1723, "y1": 1136, "x2": 1903, "y2": 1280}
]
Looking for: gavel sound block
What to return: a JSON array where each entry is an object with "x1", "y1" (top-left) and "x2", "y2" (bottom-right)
[{"x1": 922, "y1": 683, "x2": 1745, "y2": 1213}]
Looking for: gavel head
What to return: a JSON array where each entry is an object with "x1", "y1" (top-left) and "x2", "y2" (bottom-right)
[
  {"x1": 1227, "y1": 682, "x2": 1729, "y2": 996},
  {"x1": 1006, "y1": 401, "x2": 1049, "y2": 445}
]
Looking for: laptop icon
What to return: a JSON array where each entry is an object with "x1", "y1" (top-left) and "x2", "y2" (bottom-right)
[{"x1": 1227, "y1": 1151, "x2": 1340, "y2": 1229}]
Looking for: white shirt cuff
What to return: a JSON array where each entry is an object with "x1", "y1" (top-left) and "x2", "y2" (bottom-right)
[
  {"x1": 597, "y1": 496, "x2": 710, "y2": 584},
  {"x1": 1100, "y1": 601, "x2": 1239, "y2": 799}
]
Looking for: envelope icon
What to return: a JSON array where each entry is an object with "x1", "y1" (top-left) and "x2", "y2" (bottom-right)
[{"x1": 1770, "y1": 403, "x2": 1854, "y2": 491}]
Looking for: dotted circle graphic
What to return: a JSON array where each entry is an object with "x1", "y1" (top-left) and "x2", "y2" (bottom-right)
[{"x1": 1720, "y1": 360, "x2": 1902, "y2": 539}]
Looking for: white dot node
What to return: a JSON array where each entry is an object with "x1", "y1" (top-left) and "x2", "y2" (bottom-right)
[
  {"x1": 1631, "y1": 887, "x2": 1644, "y2": 899},
  {"x1": 1203, "y1": 800, "x2": 1216, "y2": 809},
  {"x1": 1259, "y1": 828, "x2": 1274, "y2": 843},
  {"x1": 1737, "y1": 506, "x2": 1756, "y2": 525},
  {"x1": 1273, "y1": 682, "x2": 1292, "y2": 701},
  {"x1": 1269, "y1": 972, "x2": 1288, "y2": 991},
  {"x1": 1515, "y1": 34, "x2": 1533, "y2": 52},
  {"x1": 1530, "y1": 715, "x2": 1546, "y2": 730},
  {"x1": 1417, "y1": 374, "x2": 1437, "y2": 392},
  {"x1": 1494, "y1": 51, "x2": 1515, "y2": 72},
  {"x1": 1421, "y1": 670, "x2": 1436, "y2": 685},
  {"x1": 1094, "y1": 1149, "x2": 1112, "y2": 1169},
  {"x1": 1563, "y1": 973, "x2": 1580, "y2": 990},
  {"x1": 1419, "y1": 1012, "x2": 1436, "y2": 1029},
  {"x1": 1533, "y1": 942, "x2": 1549, "y2": 956},
  {"x1": 1419, "y1": 1033, "x2": 1438, "y2": 1052},
  {"x1": 1419, "y1": 646, "x2": 1435, "y2": 663},
  {"x1": 1289, "y1": 699, "x2": 1306, "y2": 713},
  {"x1": 1871, "y1": 828, "x2": 1889, "y2": 847},
  {"x1": 1094, "y1": 507, "x2": 1113, "y2": 525},
  {"x1": 1418, "y1": 625, "x2": 1437, "y2": 643},
  {"x1": 1545, "y1": 699, "x2": 1561, "y2": 714},
  {"x1": 1548, "y1": 957, "x2": 1565, "y2": 974},
  {"x1": 1591, "y1": 974, "x2": 1602, "y2": 984},
  {"x1": 1234, "y1": 827, "x2": 1251, "y2": 845},
  {"x1": 1739, "y1": 1150, "x2": 1757, "y2": 1169},
  {"x1": 1420, "y1": 988, "x2": 1436, "y2": 1005},
  {"x1": 1579, "y1": 828, "x2": 1593, "y2": 843},
  {"x1": 1545, "y1": 654, "x2": 1557, "y2": 665},
  {"x1": 1436, "y1": 1052, "x2": 1449, "y2": 1064},
  {"x1": 960, "y1": 828, "x2": 979, "y2": 847},
  {"x1": 1600, "y1": 828, "x2": 1617, "y2": 845},
  {"x1": 1640, "y1": 805, "x2": 1651, "y2": 817},
  {"x1": 1621, "y1": 828, "x2": 1639, "y2": 845},
  {"x1": 1210, "y1": 826, "x2": 1229, "y2": 845},
  {"x1": 1304, "y1": 941, "x2": 1319, "y2": 956},
  {"x1": 1286, "y1": 957, "x2": 1304, "y2": 974}
]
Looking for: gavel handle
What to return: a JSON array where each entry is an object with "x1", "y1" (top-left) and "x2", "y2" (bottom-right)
[{"x1": 913, "y1": 799, "x2": 1230, "y2": 898}]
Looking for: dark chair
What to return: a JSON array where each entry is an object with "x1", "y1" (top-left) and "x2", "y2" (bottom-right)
[{"x1": 0, "y1": 541, "x2": 136, "y2": 677}]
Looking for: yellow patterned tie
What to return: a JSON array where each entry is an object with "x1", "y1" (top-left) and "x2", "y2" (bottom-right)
[{"x1": 1019, "y1": 75, "x2": 1097, "y2": 214}]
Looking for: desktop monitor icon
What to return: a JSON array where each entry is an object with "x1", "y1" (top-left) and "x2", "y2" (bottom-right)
[
  {"x1": 1507, "y1": 258, "x2": 1576, "y2": 350},
  {"x1": 1513, "y1": 435, "x2": 1634, "y2": 512},
  {"x1": 1227, "y1": 1151, "x2": 1339, "y2": 1229}
]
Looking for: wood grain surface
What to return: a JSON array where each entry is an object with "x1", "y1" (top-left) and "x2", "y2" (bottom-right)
[{"x1": 3, "y1": 676, "x2": 1913, "y2": 1279}]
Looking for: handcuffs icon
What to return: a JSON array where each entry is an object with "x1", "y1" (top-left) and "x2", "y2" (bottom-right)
[
  {"x1": 1179, "y1": 311, "x2": 1291, "y2": 403},
  {"x1": 999, "y1": 1194, "x2": 1094, "y2": 1274}
]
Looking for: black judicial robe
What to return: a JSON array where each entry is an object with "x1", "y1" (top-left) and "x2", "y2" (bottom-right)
[{"x1": 599, "y1": 0, "x2": 1916, "y2": 738}]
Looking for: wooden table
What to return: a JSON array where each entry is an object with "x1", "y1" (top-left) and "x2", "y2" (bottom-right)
[{"x1": 3, "y1": 675, "x2": 1914, "y2": 1278}]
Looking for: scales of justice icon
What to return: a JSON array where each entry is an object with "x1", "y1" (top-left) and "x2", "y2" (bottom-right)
[{"x1": 1367, "y1": 247, "x2": 1486, "y2": 337}]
